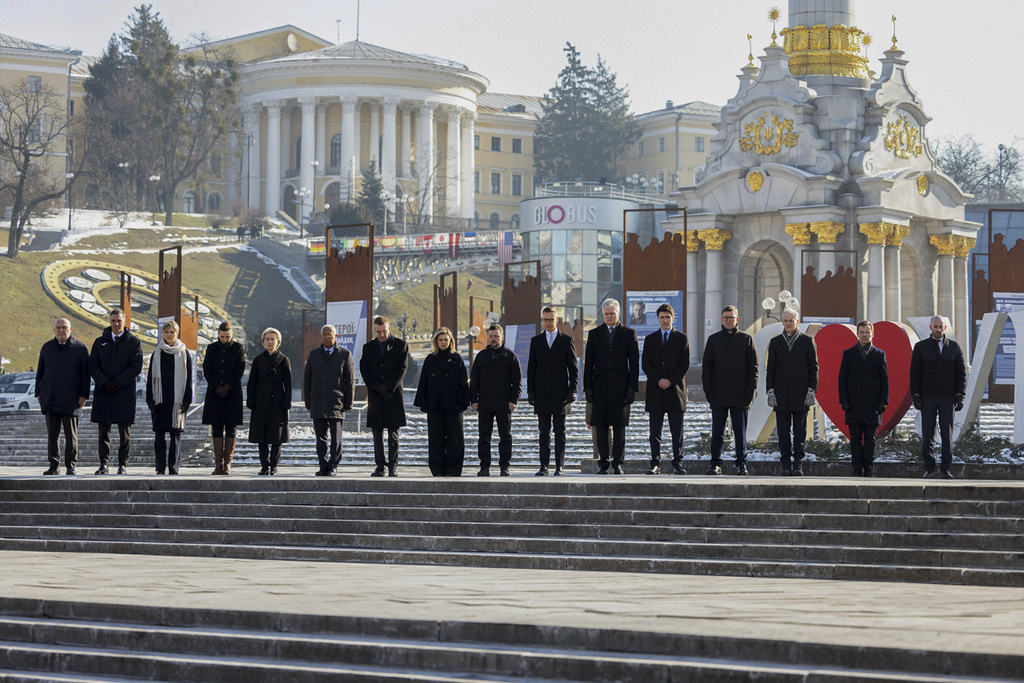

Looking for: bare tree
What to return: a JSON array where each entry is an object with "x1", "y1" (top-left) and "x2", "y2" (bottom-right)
[
  {"x1": 0, "y1": 79, "x2": 86, "y2": 258},
  {"x1": 935, "y1": 135, "x2": 1023, "y2": 202}
]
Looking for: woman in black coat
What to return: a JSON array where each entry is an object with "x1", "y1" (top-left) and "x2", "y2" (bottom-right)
[
  {"x1": 246, "y1": 327, "x2": 291, "y2": 475},
  {"x1": 146, "y1": 321, "x2": 193, "y2": 475},
  {"x1": 413, "y1": 327, "x2": 470, "y2": 477},
  {"x1": 201, "y1": 321, "x2": 246, "y2": 475}
]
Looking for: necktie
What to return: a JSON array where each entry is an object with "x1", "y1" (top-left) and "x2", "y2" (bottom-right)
[{"x1": 663, "y1": 331, "x2": 668, "y2": 347}]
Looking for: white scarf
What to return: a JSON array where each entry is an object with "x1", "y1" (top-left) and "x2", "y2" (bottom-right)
[{"x1": 151, "y1": 339, "x2": 189, "y2": 417}]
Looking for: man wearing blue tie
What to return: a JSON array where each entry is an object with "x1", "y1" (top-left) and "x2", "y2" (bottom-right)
[{"x1": 641, "y1": 304, "x2": 690, "y2": 475}]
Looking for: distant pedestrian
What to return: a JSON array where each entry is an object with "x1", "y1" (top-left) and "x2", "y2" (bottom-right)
[
  {"x1": 414, "y1": 327, "x2": 470, "y2": 476},
  {"x1": 247, "y1": 328, "x2": 291, "y2": 475},
  {"x1": 838, "y1": 321, "x2": 888, "y2": 477},
  {"x1": 304, "y1": 324, "x2": 354, "y2": 476},
  {"x1": 765, "y1": 309, "x2": 818, "y2": 476},
  {"x1": 249, "y1": 224, "x2": 258, "y2": 241},
  {"x1": 36, "y1": 318, "x2": 91, "y2": 475},
  {"x1": 146, "y1": 321, "x2": 193, "y2": 475},
  {"x1": 236, "y1": 225, "x2": 245, "y2": 243},
  {"x1": 910, "y1": 315, "x2": 967, "y2": 478},
  {"x1": 88, "y1": 308, "x2": 143, "y2": 475},
  {"x1": 202, "y1": 321, "x2": 246, "y2": 475},
  {"x1": 360, "y1": 316, "x2": 409, "y2": 477},
  {"x1": 470, "y1": 324, "x2": 522, "y2": 476}
]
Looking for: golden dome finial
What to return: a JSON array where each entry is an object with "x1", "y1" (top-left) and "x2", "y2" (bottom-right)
[
  {"x1": 891, "y1": 15, "x2": 898, "y2": 49},
  {"x1": 747, "y1": 33, "x2": 754, "y2": 65},
  {"x1": 768, "y1": 7, "x2": 781, "y2": 46}
]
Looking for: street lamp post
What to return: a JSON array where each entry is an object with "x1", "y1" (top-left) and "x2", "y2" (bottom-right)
[
  {"x1": 296, "y1": 187, "x2": 312, "y2": 239},
  {"x1": 117, "y1": 162, "x2": 130, "y2": 216},
  {"x1": 148, "y1": 175, "x2": 161, "y2": 225}
]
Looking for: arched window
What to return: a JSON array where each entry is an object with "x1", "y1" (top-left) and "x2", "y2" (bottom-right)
[
  {"x1": 207, "y1": 193, "x2": 222, "y2": 213},
  {"x1": 330, "y1": 134, "x2": 341, "y2": 168},
  {"x1": 489, "y1": 212, "x2": 501, "y2": 230},
  {"x1": 183, "y1": 191, "x2": 195, "y2": 213},
  {"x1": 510, "y1": 213, "x2": 520, "y2": 230},
  {"x1": 325, "y1": 182, "x2": 341, "y2": 210}
]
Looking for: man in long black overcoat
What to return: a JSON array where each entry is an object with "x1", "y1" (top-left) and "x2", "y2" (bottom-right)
[
  {"x1": 642, "y1": 303, "x2": 690, "y2": 475},
  {"x1": 89, "y1": 308, "x2": 143, "y2": 474},
  {"x1": 360, "y1": 316, "x2": 409, "y2": 477},
  {"x1": 527, "y1": 306, "x2": 578, "y2": 476},
  {"x1": 838, "y1": 321, "x2": 889, "y2": 477}
]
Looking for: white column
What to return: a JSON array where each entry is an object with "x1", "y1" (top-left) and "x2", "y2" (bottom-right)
[
  {"x1": 866, "y1": 243, "x2": 886, "y2": 322},
  {"x1": 686, "y1": 241, "x2": 699, "y2": 364},
  {"x1": 445, "y1": 107, "x2": 461, "y2": 217},
  {"x1": 954, "y1": 253, "x2": 969, "y2": 361},
  {"x1": 703, "y1": 248, "x2": 723, "y2": 357},
  {"x1": 460, "y1": 110, "x2": 476, "y2": 220},
  {"x1": 299, "y1": 97, "x2": 317, "y2": 222},
  {"x1": 417, "y1": 102, "x2": 437, "y2": 218},
  {"x1": 243, "y1": 106, "x2": 261, "y2": 211},
  {"x1": 280, "y1": 106, "x2": 291, "y2": 173},
  {"x1": 264, "y1": 100, "x2": 283, "y2": 218},
  {"x1": 339, "y1": 96, "x2": 358, "y2": 203},
  {"x1": 885, "y1": 244, "x2": 902, "y2": 323},
  {"x1": 381, "y1": 98, "x2": 399, "y2": 192},
  {"x1": 316, "y1": 102, "x2": 328, "y2": 174},
  {"x1": 937, "y1": 252, "x2": 954, "y2": 326},
  {"x1": 368, "y1": 102, "x2": 380, "y2": 168},
  {"x1": 400, "y1": 106, "x2": 413, "y2": 178},
  {"x1": 352, "y1": 101, "x2": 362, "y2": 175}
]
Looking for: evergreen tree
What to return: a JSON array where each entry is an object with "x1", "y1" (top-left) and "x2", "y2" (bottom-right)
[
  {"x1": 534, "y1": 43, "x2": 641, "y2": 183},
  {"x1": 328, "y1": 203, "x2": 374, "y2": 237},
  {"x1": 357, "y1": 160, "x2": 390, "y2": 229}
]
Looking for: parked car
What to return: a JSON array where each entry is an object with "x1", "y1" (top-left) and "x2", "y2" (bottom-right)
[
  {"x1": 0, "y1": 379, "x2": 39, "y2": 411},
  {"x1": 0, "y1": 371, "x2": 34, "y2": 389}
]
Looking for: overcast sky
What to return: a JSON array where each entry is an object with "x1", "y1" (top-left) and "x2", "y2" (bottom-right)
[{"x1": 10, "y1": 0, "x2": 1022, "y2": 156}]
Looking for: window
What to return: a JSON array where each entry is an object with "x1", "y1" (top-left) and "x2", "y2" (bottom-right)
[
  {"x1": 474, "y1": 134, "x2": 480, "y2": 150},
  {"x1": 491, "y1": 137, "x2": 501, "y2": 152},
  {"x1": 207, "y1": 193, "x2": 221, "y2": 213},
  {"x1": 210, "y1": 151, "x2": 222, "y2": 175},
  {"x1": 183, "y1": 191, "x2": 195, "y2": 213},
  {"x1": 637, "y1": 141, "x2": 644, "y2": 157},
  {"x1": 27, "y1": 119, "x2": 42, "y2": 144},
  {"x1": 27, "y1": 76, "x2": 41, "y2": 93},
  {"x1": 490, "y1": 172, "x2": 501, "y2": 195},
  {"x1": 512, "y1": 138, "x2": 522, "y2": 154},
  {"x1": 658, "y1": 137, "x2": 665, "y2": 154},
  {"x1": 330, "y1": 134, "x2": 341, "y2": 167},
  {"x1": 489, "y1": 212, "x2": 501, "y2": 230},
  {"x1": 510, "y1": 213, "x2": 520, "y2": 230},
  {"x1": 68, "y1": 101, "x2": 74, "y2": 116},
  {"x1": 511, "y1": 174, "x2": 522, "y2": 197},
  {"x1": 474, "y1": 171, "x2": 480, "y2": 193},
  {"x1": 695, "y1": 136, "x2": 705, "y2": 152}
]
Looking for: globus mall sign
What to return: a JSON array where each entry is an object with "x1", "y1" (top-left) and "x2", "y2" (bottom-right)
[{"x1": 519, "y1": 196, "x2": 640, "y2": 233}]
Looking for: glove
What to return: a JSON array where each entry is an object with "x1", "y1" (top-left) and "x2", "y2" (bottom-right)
[
  {"x1": 624, "y1": 391, "x2": 635, "y2": 406},
  {"x1": 840, "y1": 402, "x2": 850, "y2": 412},
  {"x1": 375, "y1": 385, "x2": 389, "y2": 397},
  {"x1": 147, "y1": 402, "x2": 155, "y2": 412},
  {"x1": 804, "y1": 388, "x2": 816, "y2": 407},
  {"x1": 912, "y1": 394, "x2": 923, "y2": 411},
  {"x1": 102, "y1": 381, "x2": 118, "y2": 395},
  {"x1": 527, "y1": 396, "x2": 536, "y2": 406},
  {"x1": 216, "y1": 385, "x2": 231, "y2": 398},
  {"x1": 954, "y1": 394, "x2": 965, "y2": 412},
  {"x1": 876, "y1": 402, "x2": 887, "y2": 415},
  {"x1": 181, "y1": 404, "x2": 189, "y2": 414},
  {"x1": 564, "y1": 392, "x2": 575, "y2": 405},
  {"x1": 766, "y1": 389, "x2": 777, "y2": 408}
]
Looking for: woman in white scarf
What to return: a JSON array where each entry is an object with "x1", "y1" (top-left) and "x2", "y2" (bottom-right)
[{"x1": 146, "y1": 321, "x2": 193, "y2": 474}]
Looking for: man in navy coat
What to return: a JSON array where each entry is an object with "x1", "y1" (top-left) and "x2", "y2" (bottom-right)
[
  {"x1": 360, "y1": 316, "x2": 409, "y2": 477},
  {"x1": 910, "y1": 316, "x2": 967, "y2": 478},
  {"x1": 838, "y1": 321, "x2": 889, "y2": 477},
  {"x1": 641, "y1": 303, "x2": 690, "y2": 475},
  {"x1": 527, "y1": 306, "x2": 578, "y2": 476},
  {"x1": 89, "y1": 308, "x2": 143, "y2": 474},
  {"x1": 36, "y1": 318, "x2": 91, "y2": 475}
]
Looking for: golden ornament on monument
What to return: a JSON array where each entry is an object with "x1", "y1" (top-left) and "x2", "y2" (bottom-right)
[
  {"x1": 747, "y1": 171, "x2": 764, "y2": 192},
  {"x1": 917, "y1": 175, "x2": 929, "y2": 196},
  {"x1": 739, "y1": 112, "x2": 799, "y2": 155}
]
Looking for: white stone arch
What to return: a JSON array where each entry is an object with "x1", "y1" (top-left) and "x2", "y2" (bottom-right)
[{"x1": 738, "y1": 239, "x2": 793, "y2": 334}]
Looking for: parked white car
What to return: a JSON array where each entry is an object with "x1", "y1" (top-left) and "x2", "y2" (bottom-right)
[{"x1": 0, "y1": 379, "x2": 40, "y2": 411}]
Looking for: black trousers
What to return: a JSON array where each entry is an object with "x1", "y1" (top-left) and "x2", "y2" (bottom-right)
[
  {"x1": 372, "y1": 427, "x2": 400, "y2": 468},
  {"x1": 649, "y1": 411, "x2": 684, "y2": 467},
  {"x1": 478, "y1": 411, "x2": 512, "y2": 469},
  {"x1": 258, "y1": 443, "x2": 282, "y2": 469},
  {"x1": 594, "y1": 424, "x2": 626, "y2": 467},
  {"x1": 538, "y1": 413, "x2": 567, "y2": 469},
  {"x1": 920, "y1": 395, "x2": 954, "y2": 472},
  {"x1": 710, "y1": 407, "x2": 748, "y2": 464},
  {"x1": 45, "y1": 413, "x2": 78, "y2": 470},
  {"x1": 849, "y1": 422, "x2": 877, "y2": 472},
  {"x1": 427, "y1": 409, "x2": 464, "y2": 476},
  {"x1": 313, "y1": 418, "x2": 343, "y2": 472},
  {"x1": 97, "y1": 421, "x2": 132, "y2": 467},
  {"x1": 776, "y1": 410, "x2": 808, "y2": 462},
  {"x1": 154, "y1": 430, "x2": 182, "y2": 474}
]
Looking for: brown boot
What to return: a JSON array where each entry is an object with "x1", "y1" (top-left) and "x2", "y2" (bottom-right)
[
  {"x1": 211, "y1": 437, "x2": 224, "y2": 475},
  {"x1": 223, "y1": 437, "x2": 235, "y2": 475}
]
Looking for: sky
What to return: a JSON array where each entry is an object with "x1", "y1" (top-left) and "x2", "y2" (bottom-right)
[{"x1": 8, "y1": 0, "x2": 1022, "y2": 156}]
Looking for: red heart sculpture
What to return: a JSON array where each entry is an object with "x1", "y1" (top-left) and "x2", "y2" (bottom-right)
[{"x1": 814, "y1": 322, "x2": 918, "y2": 439}]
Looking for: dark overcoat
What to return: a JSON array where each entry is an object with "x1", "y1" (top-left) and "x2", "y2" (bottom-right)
[
  {"x1": 583, "y1": 323, "x2": 639, "y2": 427},
  {"x1": 909, "y1": 337, "x2": 967, "y2": 398},
  {"x1": 246, "y1": 350, "x2": 291, "y2": 444},
  {"x1": 469, "y1": 345, "x2": 522, "y2": 413},
  {"x1": 642, "y1": 328, "x2": 690, "y2": 414},
  {"x1": 303, "y1": 344, "x2": 354, "y2": 419},
  {"x1": 360, "y1": 335, "x2": 409, "y2": 429},
  {"x1": 701, "y1": 327, "x2": 758, "y2": 409},
  {"x1": 36, "y1": 335, "x2": 90, "y2": 417},
  {"x1": 88, "y1": 327, "x2": 143, "y2": 424},
  {"x1": 413, "y1": 350, "x2": 470, "y2": 412},
  {"x1": 201, "y1": 340, "x2": 246, "y2": 427},
  {"x1": 838, "y1": 344, "x2": 889, "y2": 425},
  {"x1": 145, "y1": 349, "x2": 193, "y2": 432},
  {"x1": 765, "y1": 332, "x2": 819, "y2": 413},
  {"x1": 526, "y1": 330, "x2": 578, "y2": 415}
]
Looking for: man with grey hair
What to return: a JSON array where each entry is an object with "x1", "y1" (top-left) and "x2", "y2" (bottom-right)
[
  {"x1": 470, "y1": 324, "x2": 522, "y2": 476},
  {"x1": 304, "y1": 324, "x2": 355, "y2": 476},
  {"x1": 36, "y1": 318, "x2": 91, "y2": 475},
  {"x1": 910, "y1": 315, "x2": 966, "y2": 478},
  {"x1": 765, "y1": 308, "x2": 818, "y2": 475},
  {"x1": 584, "y1": 298, "x2": 639, "y2": 474}
]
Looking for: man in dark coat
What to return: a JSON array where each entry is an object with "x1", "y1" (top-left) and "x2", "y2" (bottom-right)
[
  {"x1": 642, "y1": 303, "x2": 690, "y2": 475},
  {"x1": 36, "y1": 318, "x2": 91, "y2": 475},
  {"x1": 584, "y1": 298, "x2": 639, "y2": 474},
  {"x1": 470, "y1": 324, "x2": 522, "y2": 476},
  {"x1": 360, "y1": 316, "x2": 409, "y2": 477},
  {"x1": 765, "y1": 308, "x2": 818, "y2": 476},
  {"x1": 701, "y1": 305, "x2": 758, "y2": 475},
  {"x1": 304, "y1": 324, "x2": 355, "y2": 476},
  {"x1": 527, "y1": 306, "x2": 578, "y2": 476},
  {"x1": 88, "y1": 308, "x2": 143, "y2": 474},
  {"x1": 910, "y1": 315, "x2": 967, "y2": 478},
  {"x1": 201, "y1": 321, "x2": 246, "y2": 475},
  {"x1": 838, "y1": 320, "x2": 889, "y2": 477}
]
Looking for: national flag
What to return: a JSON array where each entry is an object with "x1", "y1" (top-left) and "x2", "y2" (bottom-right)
[
  {"x1": 449, "y1": 233, "x2": 460, "y2": 259},
  {"x1": 498, "y1": 231, "x2": 513, "y2": 267}
]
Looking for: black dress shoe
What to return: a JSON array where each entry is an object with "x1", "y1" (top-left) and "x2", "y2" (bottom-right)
[
  {"x1": 672, "y1": 463, "x2": 686, "y2": 475},
  {"x1": 852, "y1": 469, "x2": 863, "y2": 477},
  {"x1": 863, "y1": 465, "x2": 874, "y2": 477},
  {"x1": 327, "y1": 468, "x2": 338, "y2": 476},
  {"x1": 477, "y1": 468, "x2": 490, "y2": 477},
  {"x1": 65, "y1": 467, "x2": 77, "y2": 475},
  {"x1": 95, "y1": 465, "x2": 108, "y2": 475},
  {"x1": 535, "y1": 467, "x2": 548, "y2": 476},
  {"x1": 941, "y1": 469, "x2": 954, "y2": 479},
  {"x1": 155, "y1": 469, "x2": 165, "y2": 475},
  {"x1": 779, "y1": 468, "x2": 791, "y2": 476},
  {"x1": 612, "y1": 465, "x2": 625, "y2": 475},
  {"x1": 371, "y1": 466, "x2": 386, "y2": 477},
  {"x1": 258, "y1": 468, "x2": 270, "y2": 476},
  {"x1": 553, "y1": 468, "x2": 563, "y2": 476},
  {"x1": 646, "y1": 465, "x2": 660, "y2": 475},
  {"x1": 706, "y1": 466, "x2": 722, "y2": 476},
  {"x1": 923, "y1": 470, "x2": 934, "y2": 478},
  {"x1": 792, "y1": 462, "x2": 803, "y2": 476},
  {"x1": 499, "y1": 468, "x2": 510, "y2": 476},
  {"x1": 596, "y1": 463, "x2": 610, "y2": 475},
  {"x1": 43, "y1": 468, "x2": 59, "y2": 476},
  {"x1": 735, "y1": 463, "x2": 749, "y2": 476},
  {"x1": 314, "y1": 469, "x2": 328, "y2": 476},
  {"x1": 388, "y1": 467, "x2": 398, "y2": 477},
  {"x1": 117, "y1": 465, "x2": 127, "y2": 475}
]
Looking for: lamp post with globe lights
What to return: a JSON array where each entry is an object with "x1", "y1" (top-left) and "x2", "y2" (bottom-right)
[{"x1": 148, "y1": 175, "x2": 161, "y2": 225}]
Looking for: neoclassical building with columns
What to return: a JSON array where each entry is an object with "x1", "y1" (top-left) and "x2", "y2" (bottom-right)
[{"x1": 664, "y1": 0, "x2": 979, "y2": 361}]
